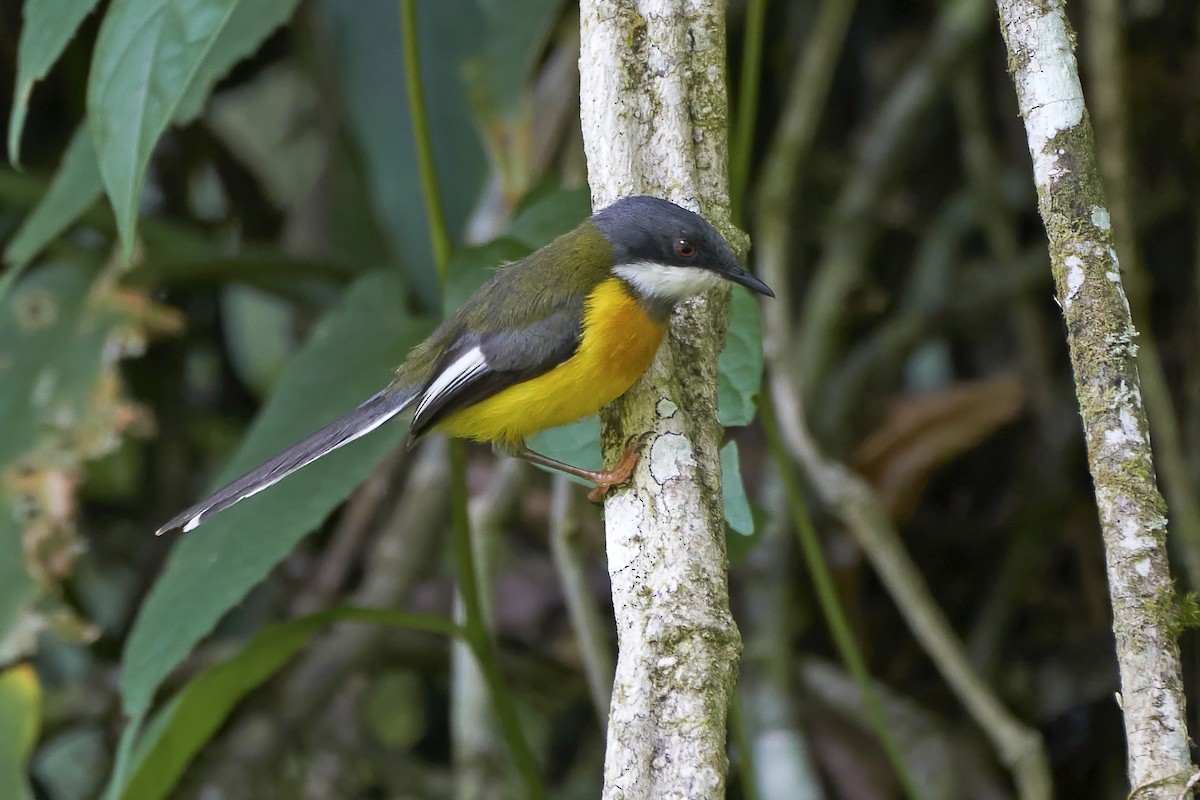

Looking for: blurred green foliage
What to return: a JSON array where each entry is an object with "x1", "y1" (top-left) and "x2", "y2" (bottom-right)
[{"x1": 1, "y1": 0, "x2": 1195, "y2": 797}]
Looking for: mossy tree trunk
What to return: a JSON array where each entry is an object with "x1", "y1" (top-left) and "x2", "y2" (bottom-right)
[
  {"x1": 578, "y1": 1, "x2": 742, "y2": 798},
  {"x1": 995, "y1": 1, "x2": 1196, "y2": 796}
]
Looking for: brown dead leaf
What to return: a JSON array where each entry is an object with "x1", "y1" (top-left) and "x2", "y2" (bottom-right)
[{"x1": 853, "y1": 374, "x2": 1025, "y2": 523}]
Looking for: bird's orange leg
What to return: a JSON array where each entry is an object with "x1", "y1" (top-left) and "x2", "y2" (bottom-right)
[{"x1": 512, "y1": 434, "x2": 650, "y2": 502}]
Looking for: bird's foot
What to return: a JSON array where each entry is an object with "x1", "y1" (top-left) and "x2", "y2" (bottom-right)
[{"x1": 587, "y1": 433, "x2": 652, "y2": 502}]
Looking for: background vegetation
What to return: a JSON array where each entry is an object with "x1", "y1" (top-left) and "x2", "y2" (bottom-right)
[{"x1": 0, "y1": 0, "x2": 1197, "y2": 797}]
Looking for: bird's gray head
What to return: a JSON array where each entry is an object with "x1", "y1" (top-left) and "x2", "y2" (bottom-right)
[{"x1": 592, "y1": 196, "x2": 774, "y2": 315}]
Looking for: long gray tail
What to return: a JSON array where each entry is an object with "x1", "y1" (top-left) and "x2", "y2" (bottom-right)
[{"x1": 156, "y1": 386, "x2": 417, "y2": 535}]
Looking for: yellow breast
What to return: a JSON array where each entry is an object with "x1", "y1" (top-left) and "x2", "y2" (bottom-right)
[{"x1": 437, "y1": 278, "x2": 666, "y2": 449}]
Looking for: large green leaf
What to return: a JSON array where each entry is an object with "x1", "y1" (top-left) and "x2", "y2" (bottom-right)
[
  {"x1": 120, "y1": 272, "x2": 433, "y2": 719},
  {"x1": 173, "y1": 0, "x2": 304, "y2": 124},
  {"x1": 317, "y1": 0, "x2": 488, "y2": 310},
  {"x1": 87, "y1": 0, "x2": 238, "y2": 254},
  {"x1": 8, "y1": 0, "x2": 104, "y2": 165},
  {"x1": 0, "y1": 510, "x2": 37, "y2": 668},
  {"x1": 717, "y1": 287, "x2": 765, "y2": 427},
  {"x1": 0, "y1": 665, "x2": 40, "y2": 800},
  {"x1": 87, "y1": 0, "x2": 303, "y2": 256},
  {"x1": 115, "y1": 608, "x2": 457, "y2": 800},
  {"x1": 2, "y1": 126, "x2": 103, "y2": 278}
]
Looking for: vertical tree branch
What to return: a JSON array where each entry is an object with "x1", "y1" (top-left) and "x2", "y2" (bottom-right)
[
  {"x1": 995, "y1": 1, "x2": 1196, "y2": 795},
  {"x1": 578, "y1": 1, "x2": 742, "y2": 797},
  {"x1": 1082, "y1": 0, "x2": 1200, "y2": 589}
]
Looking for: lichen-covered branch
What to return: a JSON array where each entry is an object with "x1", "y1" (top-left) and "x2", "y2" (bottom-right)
[
  {"x1": 996, "y1": 1, "x2": 1195, "y2": 795},
  {"x1": 578, "y1": 1, "x2": 742, "y2": 798}
]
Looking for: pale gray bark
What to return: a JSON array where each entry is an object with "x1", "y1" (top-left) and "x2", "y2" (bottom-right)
[
  {"x1": 578, "y1": 1, "x2": 742, "y2": 798},
  {"x1": 996, "y1": 0, "x2": 1196, "y2": 796}
]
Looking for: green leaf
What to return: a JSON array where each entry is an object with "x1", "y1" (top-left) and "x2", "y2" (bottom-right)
[
  {"x1": 173, "y1": 0, "x2": 304, "y2": 124},
  {"x1": 318, "y1": 0, "x2": 488, "y2": 310},
  {"x1": 87, "y1": 0, "x2": 239, "y2": 254},
  {"x1": 0, "y1": 665, "x2": 40, "y2": 800},
  {"x1": 462, "y1": 0, "x2": 564, "y2": 120},
  {"x1": 116, "y1": 608, "x2": 456, "y2": 800},
  {"x1": 0, "y1": 510, "x2": 37, "y2": 666},
  {"x1": 220, "y1": 284, "x2": 296, "y2": 396},
  {"x1": 8, "y1": 0, "x2": 104, "y2": 165},
  {"x1": 2, "y1": 126, "x2": 104, "y2": 276},
  {"x1": 720, "y1": 440, "x2": 754, "y2": 537},
  {"x1": 120, "y1": 273, "x2": 433, "y2": 720},
  {"x1": 717, "y1": 287, "x2": 765, "y2": 427},
  {"x1": 507, "y1": 186, "x2": 592, "y2": 249},
  {"x1": 527, "y1": 415, "x2": 602, "y2": 481}
]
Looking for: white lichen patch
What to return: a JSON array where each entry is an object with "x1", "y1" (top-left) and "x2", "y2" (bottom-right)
[
  {"x1": 1103, "y1": 406, "x2": 1144, "y2": 451},
  {"x1": 657, "y1": 398, "x2": 679, "y2": 418},
  {"x1": 649, "y1": 433, "x2": 694, "y2": 484},
  {"x1": 1111, "y1": 506, "x2": 1156, "y2": 553},
  {"x1": 1005, "y1": 6, "x2": 1085, "y2": 187},
  {"x1": 1091, "y1": 206, "x2": 1111, "y2": 231},
  {"x1": 1064, "y1": 256, "x2": 1085, "y2": 308}
]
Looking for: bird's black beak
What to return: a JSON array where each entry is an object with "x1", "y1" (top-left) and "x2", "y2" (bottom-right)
[{"x1": 722, "y1": 265, "x2": 775, "y2": 297}]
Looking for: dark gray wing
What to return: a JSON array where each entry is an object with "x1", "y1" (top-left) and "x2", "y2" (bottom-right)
[{"x1": 408, "y1": 305, "x2": 583, "y2": 439}]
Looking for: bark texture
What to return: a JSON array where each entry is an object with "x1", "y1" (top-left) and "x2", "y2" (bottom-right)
[
  {"x1": 578, "y1": 1, "x2": 742, "y2": 798},
  {"x1": 996, "y1": 1, "x2": 1196, "y2": 796}
]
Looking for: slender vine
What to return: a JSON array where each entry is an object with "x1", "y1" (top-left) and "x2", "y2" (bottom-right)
[
  {"x1": 399, "y1": 3, "x2": 546, "y2": 797},
  {"x1": 759, "y1": 396, "x2": 924, "y2": 800}
]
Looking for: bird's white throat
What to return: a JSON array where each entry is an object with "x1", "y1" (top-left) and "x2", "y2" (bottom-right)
[{"x1": 613, "y1": 261, "x2": 723, "y2": 302}]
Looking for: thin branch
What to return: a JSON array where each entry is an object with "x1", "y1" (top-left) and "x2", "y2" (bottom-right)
[
  {"x1": 760, "y1": 399, "x2": 924, "y2": 800},
  {"x1": 1081, "y1": 0, "x2": 1200, "y2": 589},
  {"x1": 452, "y1": 458, "x2": 529, "y2": 800},
  {"x1": 753, "y1": 0, "x2": 1052, "y2": 791},
  {"x1": 995, "y1": 0, "x2": 1195, "y2": 795},
  {"x1": 548, "y1": 476, "x2": 613, "y2": 722},
  {"x1": 792, "y1": 0, "x2": 990, "y2": 397}
]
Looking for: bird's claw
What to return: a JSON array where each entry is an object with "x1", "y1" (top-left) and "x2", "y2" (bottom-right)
[{"x1": 587, "y1": 432, "x2": 653, "y2": 502}]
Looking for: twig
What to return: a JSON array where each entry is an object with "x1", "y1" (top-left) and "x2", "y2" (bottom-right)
[
  {"x1": 284, "y1": 438, "x2": 451, "y2": 712},
  {"x1": 760, "y1": 399, "x2": 924, "y2": 800},
  {"x1": 452, "y1": 458, "x2": 528, "y2": 800},
  {"x1": 400, "y1": 2, "x2": 544, "y2": 794},
  {"x1": 292, "y1": 450, "x2": 406, "y2": 616},
  {"x1": 737, "y1": 464, "x2": 827, "y2": 800},
  {"x1": 793, "y1": 0, "x2": 990, "y2": 397},
  {"x1": 547, "y1": 476, "x2": 613, "y2": 722},
  {"x1": 754, "y1": 1, "x2": 1052, "y2": 792}
]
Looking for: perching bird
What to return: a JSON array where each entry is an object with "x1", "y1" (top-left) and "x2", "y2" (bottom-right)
[{"x1": 156, "y1": 196, "x2": 773, "y2": 535}]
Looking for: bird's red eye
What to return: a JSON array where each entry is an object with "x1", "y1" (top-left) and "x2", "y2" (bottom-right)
[{"x1": 675, "y1": 239, "x2": 696, "y2": 258}]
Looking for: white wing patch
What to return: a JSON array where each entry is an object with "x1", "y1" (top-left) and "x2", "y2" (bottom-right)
[
  {"x1": 613, "y1": 261, "x2": 723, "y2": 302},
  {"x1": 415, "y1": 346, "x2": 490, "y2": 421}
]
